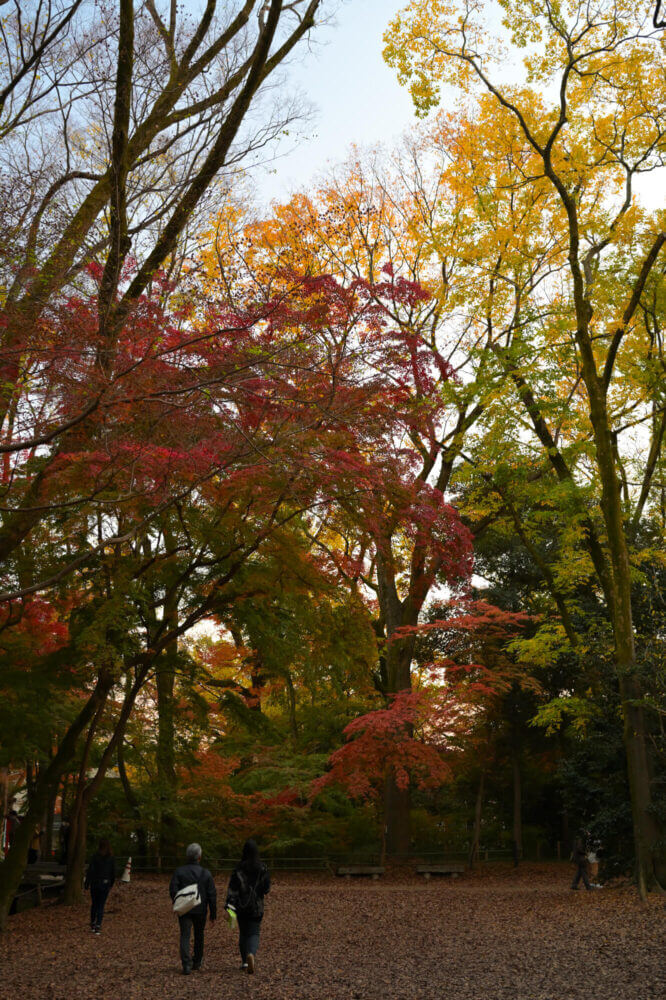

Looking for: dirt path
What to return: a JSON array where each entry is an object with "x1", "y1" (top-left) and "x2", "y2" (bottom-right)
[{"x1": 1, "y1": 868, "x2": 663, "y2": 999}]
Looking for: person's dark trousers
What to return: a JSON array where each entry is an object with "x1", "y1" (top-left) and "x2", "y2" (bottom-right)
[
  {"x1": 238, "y1": 917, "x2": 261, "y2": 962},
  {"x1": 571, "y1": 863, "x2": 591, "y2": 890},
  {"x1": 90, "y1": 885, "x2": 110, "y2": 928},
  {"x1": 179, "y1": 913, "x2": 207, "y2": 971}
]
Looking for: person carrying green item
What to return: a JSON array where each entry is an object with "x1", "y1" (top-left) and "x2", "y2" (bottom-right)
[{"x1": 225, "y1": 839, "x2": 271, "y2": 974}]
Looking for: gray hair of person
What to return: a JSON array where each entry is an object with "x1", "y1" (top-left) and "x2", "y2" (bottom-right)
[{"x1": 186, "y1": 843, "x2": 202, "y2": 863}]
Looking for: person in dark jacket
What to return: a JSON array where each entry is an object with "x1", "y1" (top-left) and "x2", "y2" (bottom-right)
[
  {"x1": 225, "y1": 839, "x2": 270, "y2": 974},
  {"x1": 169, "y1": 843, "x2": 217, "y2": 975},
  {"x1": 571, "y1": 834, "x2": 592, "y2": 891},
  {"x1": 27, "y1": 824, "x2": 41, "y2": 864},
  {"x1": 59, "y1": 820, "x2": 71, "y2": 865},
  {"x1": 5, "y1": 806, "x2": 20, "y2": 850},
  {"x1": 84, "y1": 838, "x2": 115, "y2": 933}
]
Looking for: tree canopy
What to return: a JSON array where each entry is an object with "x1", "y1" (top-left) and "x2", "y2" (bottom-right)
[{"x1": 0, "y1": 0, "x2": 664, "y2": 929}]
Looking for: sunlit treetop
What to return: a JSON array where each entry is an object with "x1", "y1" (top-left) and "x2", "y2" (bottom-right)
[{"x1": 384, "y1": 0, "x2": 666, "y2": 151}]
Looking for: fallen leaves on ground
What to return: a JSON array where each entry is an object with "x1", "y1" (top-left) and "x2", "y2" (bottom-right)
[{"x1": 1, "y1": 864, "x2": 663, "y2": 999}]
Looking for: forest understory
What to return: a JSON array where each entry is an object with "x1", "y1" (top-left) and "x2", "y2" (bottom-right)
[{"x1": 1, "y1": 866, "x2": 663, "y2": 1000}]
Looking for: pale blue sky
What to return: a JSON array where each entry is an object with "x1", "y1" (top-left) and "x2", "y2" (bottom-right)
[
  {"x1": 247, "y1": 1, "x2": 661, "y2": 209},
  {"x1": 255, "y1": 0, "x2": 419, "y2": 205}
]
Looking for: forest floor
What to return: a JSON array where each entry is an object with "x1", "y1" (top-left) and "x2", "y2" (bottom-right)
[{"x1": 1, "y1": 863, "x2": 663, "y2": 1000}]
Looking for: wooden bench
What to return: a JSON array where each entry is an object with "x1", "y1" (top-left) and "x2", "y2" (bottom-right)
[
  {"x1": 266, "y1": 857, "x2": 330, "y2": 872},
  {"x1": 9, "y1": 861, "x2": 68, "y2": 915},
  {"x1": 25, "y1": 861, "x2": 67, "y2": 877},
  {"x1": 21, "y1": 871, "x2": 66, "y2": 886},
  {"x1": 336, "y1": 865, "x2": 385, "y2": 879},
  {"x1": 19, "y1": 862, "x2": 67, "y2": 905},
  {"x1": 415, "y1": 863, "x2": 465, "y2": 879}
]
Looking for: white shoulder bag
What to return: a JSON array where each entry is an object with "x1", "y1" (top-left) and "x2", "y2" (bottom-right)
[{"x1": 173, "y1": 881, "x2": 201, "y2": 916}]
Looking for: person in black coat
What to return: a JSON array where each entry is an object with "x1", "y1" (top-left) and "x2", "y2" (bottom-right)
[
  {"x1": 5, "y1": 806, "x2": 20, "y2": 849},
  {"x1": 571, "y1": 833, "x2": 592, "y2": 890},
  {"x1": 169, "y1": 843, "x2": 217, "y2": 975},
  {"x1": 225, "y1": 839, "x2": 271, "y2": 974},
  {"x1": 59, "y1": 820, "x2": 70, "y2": 866},
  {"x1": 84, "y1": 838, "x2": 115, "y2": 933}
]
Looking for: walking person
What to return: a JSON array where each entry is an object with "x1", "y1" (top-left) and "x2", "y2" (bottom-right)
[
  {"x1": 59, "y1": 819, "x2": 70, "y2": 866},
  {"x1": 85, "y1": 838, "x2": 116, "y2": 933},
  {"x1": 27, "y1": 824, "x2": 41, "y2": 864},
  {"x1": 225, "y1": 839, "x2": 271, "y2": 975},
  {"x1": 588, "y1": 839, "x2": 603, "y2": 886},
  {"x1": 169, "y1": 844, "x2": 217, "y2": 975},
  {"x1": 570, "y1": 833, "x2": 592, "y2": 891},
  {"x1": 4, "y1": 804, "x2": 20, "y2": 851}
]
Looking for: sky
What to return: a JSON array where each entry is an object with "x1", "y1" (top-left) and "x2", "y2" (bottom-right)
[
  {"x1": 168, "y1": 0, "x2": 661, "y2": 213},
  {"x1": 251, "y1": 1, "x2": 662, "y2": 210},
  {"x1": 253, "y1": 0, "x2": 419, "y2": 205}
]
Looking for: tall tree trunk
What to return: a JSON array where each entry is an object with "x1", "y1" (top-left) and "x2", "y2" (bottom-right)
[
  {"x1": 156, "y1": 643, "x2": 178, "y2": 866},
  {"x1": 619, "y1": 674, "x2": 663, "y2": 893},
  {"x1": 63, "y1": 801, "x2": 88, "y2": 904},
  {"x1": 58, "y1": 773, "x2": 71, "y2": 863},
  {"x1": 0, "y1": 768, "x2": 8, "y2": 855},
  {"x1": 512, "y1": 753, "x2": 522, "y2": 866},
  {"x1": 561, "y1": 805, "x2": 570, "y2": 856},
  {"x1": 285, "y1": 673, "x2": 298, "y2": 740},
  {"x1": 497, "y1": 145, "x2": 665, "y2": 894},
  {"x1": 44, "y1": 776, "x2": 59, "y2": 860},
  {"x1": 63, "y1": 699, "x2": 107, "y2": 904},
  {"x1": 63, "y1": 668, "x2": 146, "y2": 903},
  {"x1": 117, "y1": 740, "x2": 147, "y2": 866},
  {"x1": 382, "y1": 633, "x2": 415, "y2": 860},
  {"x1": 546, "y1": 165, "x2": 666, "y2": 895},
  {"x1": 376, "y1": 549, "x2": 418, "y2": 860},
  {"x1": 469, "y1": 772, "x2": 485, "y2": 869},
  {"x1": 384, "y1": 773, "x2": 410, "y2": 859},
  {"x1": 25, "y1": 761, "x2": 37, "y2": 812},
  {"x1": 582, "y1": 360, "x2": 664, "y2": 894}
]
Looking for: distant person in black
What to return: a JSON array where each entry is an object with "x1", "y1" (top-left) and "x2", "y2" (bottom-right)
[
  {"x1": 59, "y1": 820, "x2": 70, "y2": 865},
  {"x1": 84, "y1": 838, "x2": 115, "y2": 933},
  {"x1": 169, "y1": 843, "x2": 217, "y2": 975},
  {"x1": 5, "y1": 805, "x2": 20, "y2": 849},
  {"x1": 27, "y1": 824, "x2": 41, "y2": 864},
  {"x1": 226, "y1": 839, "x2": 271, "y2": 975},
  {"x1": 571, "y1": 834, "x2": 592, "y2": 891}
]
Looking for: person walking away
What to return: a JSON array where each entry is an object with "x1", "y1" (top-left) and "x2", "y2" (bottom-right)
[
  {"x1": 586, "y1": 831, "x2": 602, "y2": 886},
  {"x1": 85, "y1": 838, "x2": 115, "y2": 933},
  {"x1": 570, "y1": 834, "x2": 592, "y2": 891},
  {"x1": 169, "y1": 844, "x2": 217, "y2": 975},
  {"x1": 59, "y1": 820, "x2": 70, "y2": 866},
  {"x1": 5, "y1": 805, "x2": 20, "y2": 850},
  {"x1": 27, "y1": 824, "x2": 42, "y2": 864},
  {"x1": 226, "y1": 839, "x2": 271, "y2": 974}
]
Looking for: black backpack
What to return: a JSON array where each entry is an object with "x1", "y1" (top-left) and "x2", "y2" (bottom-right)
[{"x1": 235, "y1": 867, "x2": 265, "y2": 919}]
